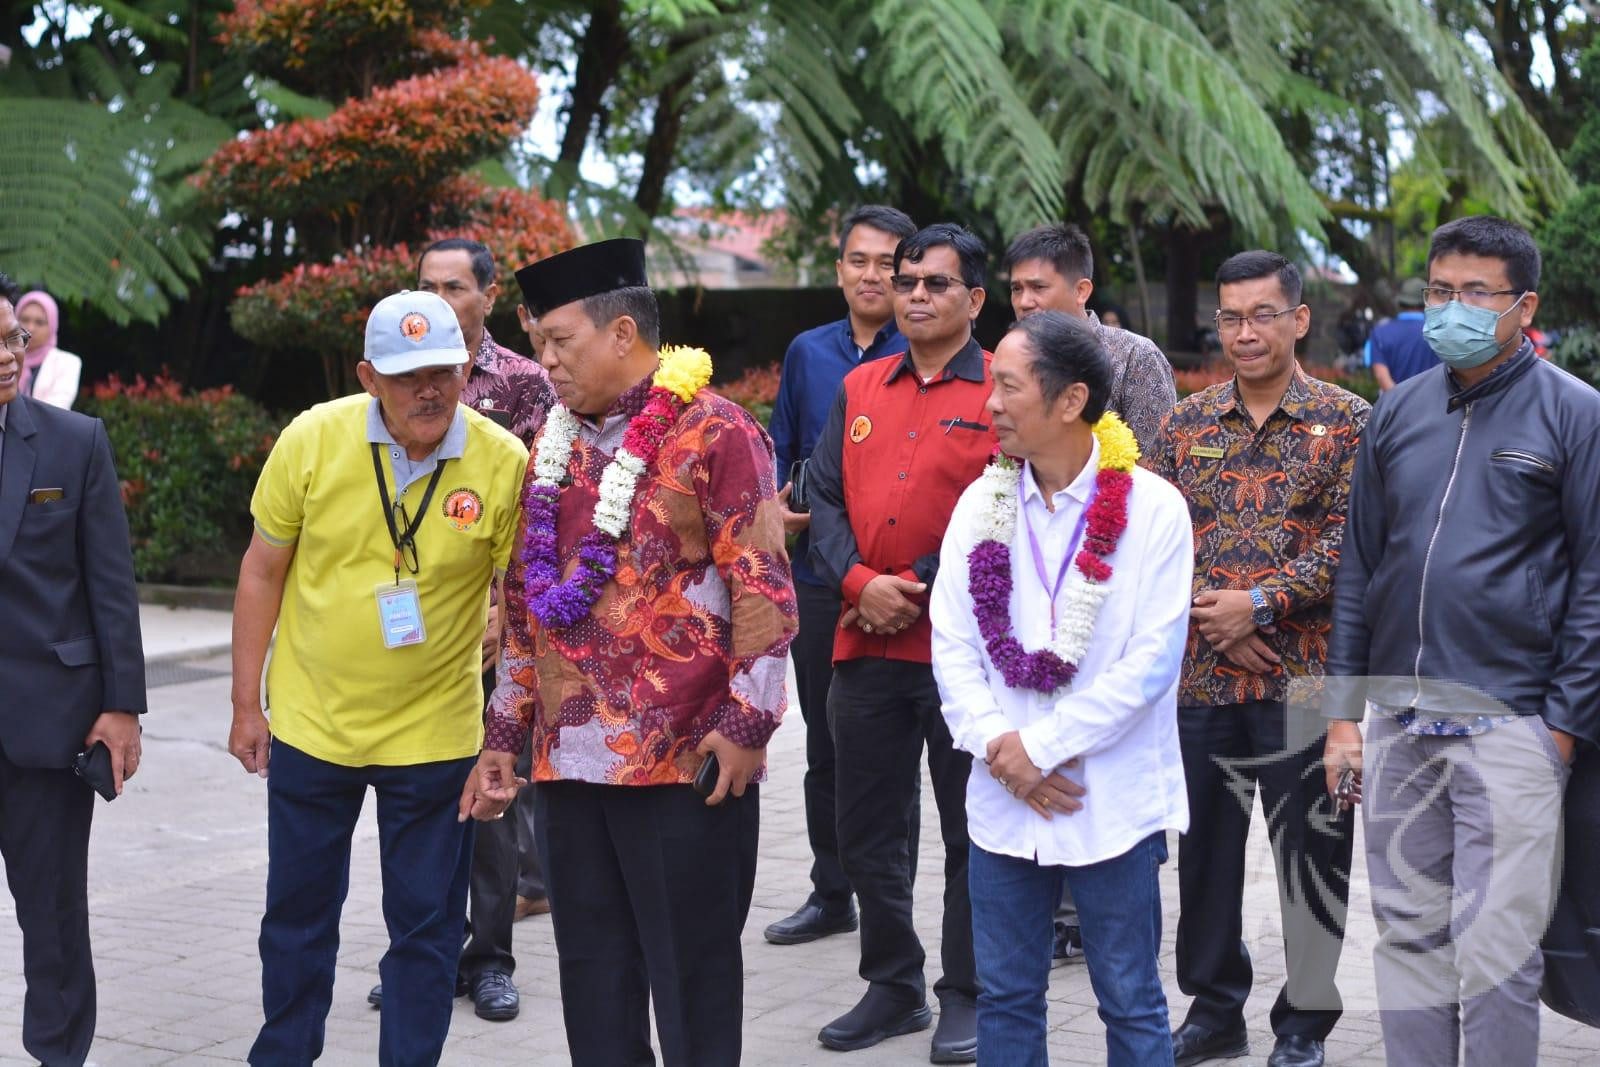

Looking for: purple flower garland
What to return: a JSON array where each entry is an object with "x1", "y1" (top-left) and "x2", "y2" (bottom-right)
[{"x1": 968, "y1": 539, "x2": 1077, "y2": 691}]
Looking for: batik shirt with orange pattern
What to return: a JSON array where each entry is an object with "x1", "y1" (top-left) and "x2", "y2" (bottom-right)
[
  {"x1": 485, "y1": 375, "x2": 799, "y2": 785},
  {"x1": 1147, "y1": 369, "x2": 1369, "y2": 706}
]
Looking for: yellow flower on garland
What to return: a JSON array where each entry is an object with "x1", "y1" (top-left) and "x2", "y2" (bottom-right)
[
  {"x1": 654, "y1": 344, "x2": 714, "y2": 402},
  {"x1": 1092, "y1": 411, "x2": 1140, "y2": 471}
]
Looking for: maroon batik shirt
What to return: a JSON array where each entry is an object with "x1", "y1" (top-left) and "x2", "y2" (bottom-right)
[
  {"x1": 485, "y1": 377, "x2": 799, "y2": 785},
  {"x1": 462, "y1": 327, "x2": 557, "y2": 449}
]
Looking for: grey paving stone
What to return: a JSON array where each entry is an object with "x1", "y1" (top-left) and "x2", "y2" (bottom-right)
[{"x1": 0, "y1": 647, "x2": 1591, "y2": 1064}]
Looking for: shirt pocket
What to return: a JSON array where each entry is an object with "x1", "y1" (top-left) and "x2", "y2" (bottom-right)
[
  {"x1": 1484, "y1": 447, "x2": 1561, "y2": 527},
  {"x1": 1489, "y1": 448, "x2": 1557, "y2": 477},
  {"x1": 1281, "y1": 458, "x2": 1338, "y2": 511}
]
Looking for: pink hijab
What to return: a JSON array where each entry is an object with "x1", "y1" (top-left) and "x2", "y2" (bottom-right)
[{"x1": 14, "y1": 290, "x2": 58, "y2": 396}]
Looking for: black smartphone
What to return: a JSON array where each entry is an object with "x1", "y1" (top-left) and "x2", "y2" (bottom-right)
[
  {"x1": 73, "y1": 741, "x2": 118, "y2": 801},
  {"x1": 692, "y1": 752, "x2": 721, "y2": 797}
]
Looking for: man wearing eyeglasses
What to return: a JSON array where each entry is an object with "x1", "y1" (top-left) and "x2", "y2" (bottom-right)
[
  {"x1": 1324, "y1": 216, "x2": 1600, "y2": 1065},
  {"x1": 0, "y1": 277, "x2": 145, "y2": 1067},
  {"x1": 229, "y1": 290, "x2": 529, "y2": 1066},
  {"x1": 1148, "y1": 251, "x2": 1368, "y2": 1067},
  {"x1": 807, "y1": 223, "x2": 994, "y2": 1062},
  {"x1": 764, "y1": 205, "x2": 915, "y2": 950}
]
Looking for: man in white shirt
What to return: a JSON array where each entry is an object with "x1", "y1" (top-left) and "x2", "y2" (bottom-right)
[{"x1": 931, "y1": 311, "x2": 1193, "y2": 1065}]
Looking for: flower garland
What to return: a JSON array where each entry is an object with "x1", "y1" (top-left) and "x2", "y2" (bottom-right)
[
  {"x1": 520, "y1": 345, "x2": 714, "y2": 629},
  {"x1": 968, "y1": 412, "x2": 1138, "y2": 692}
]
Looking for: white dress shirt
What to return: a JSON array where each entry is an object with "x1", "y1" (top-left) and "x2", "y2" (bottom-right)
[{"x1": 931, "y1": 438, "x2": 1194, "y2": 866}]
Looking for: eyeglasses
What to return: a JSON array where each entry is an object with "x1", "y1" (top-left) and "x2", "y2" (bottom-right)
[
  {"x1": 890, "y1": 273, "x2": 967, "y2": 295},
  {"x1": 1422, "y1": 286, "x2": 1523, "y2": 309},
  {"x1": 1214, "y1": 307, "x2": 1300, "y2": 333},
  {"x1": 392, "y1": 501, "x2": 420, "y2": 575},
  {"x1": 2, "y1": 328, "x2": 32, "y2": 355}
]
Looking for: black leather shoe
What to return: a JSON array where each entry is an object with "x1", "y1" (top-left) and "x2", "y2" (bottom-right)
[
  {"x1": 1051, "y1": 922, "x2": 1084, "y2": 966},
  {"x1": 1171, "y1": 1021, "x2": 1249, "y2": 1066},
  {"x1": 929, "y1": 998, "x2": 977, "y2": 1063},
  {"x1": 368, "y1": 973, "x2": 470, "y2": 1009},
  {"x1": 1267, "y1": 1035, "x2": 1324, "y2": 1067},
  {"x1": 764, "y1": 900, "x2": 858, "y2": 945},
  {"x1": 818, "y1": 989, "x2": 933, "y2": 1051},
  {"x1": 471, "y1": 971, "x2": 520, "y2": 1021}
]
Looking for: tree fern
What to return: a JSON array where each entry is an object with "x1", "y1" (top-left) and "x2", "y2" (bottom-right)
[{"x1": 0, "y1": 96, "x2": 229, "y2": 324}]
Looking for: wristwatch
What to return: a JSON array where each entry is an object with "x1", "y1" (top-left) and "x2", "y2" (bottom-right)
[{"x1": 1248, "y1": 586, "x2": 1274, "y2": 628}]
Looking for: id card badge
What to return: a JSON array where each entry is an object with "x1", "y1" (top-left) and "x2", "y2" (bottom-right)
[{"x1": 375, "y1": 580, "x2": 428, "y2": 649}]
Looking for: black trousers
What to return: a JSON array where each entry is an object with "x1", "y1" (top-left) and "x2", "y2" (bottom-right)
[
  {"x1": 0, "y1": 743, "x2": 96, "y2": 1067},
  {"x1": 459, "y1": 694, "x2": 542, "y2": 981},
  {"x1": 792, "y1": 580, "x2": 852, "y2": 907},
  {"x1": 535, "y1": 780, "x2": 758, "y2": 1067},
  {"x1": 830, "y1": 657, "x2": 976, "y2": 1006},
  {"x1": 1175, "y1": 700, "x2": 1353, "y2": 1041}
]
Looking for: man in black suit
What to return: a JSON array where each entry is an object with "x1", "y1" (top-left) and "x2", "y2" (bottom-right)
[{"x1": 0, "y1": 277, "x2": 146, "y2": 1065}]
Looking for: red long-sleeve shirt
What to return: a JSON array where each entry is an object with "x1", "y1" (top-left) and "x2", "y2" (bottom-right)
[{"x1": 806, "y1": 337, "x2": 996, "y2": 664}]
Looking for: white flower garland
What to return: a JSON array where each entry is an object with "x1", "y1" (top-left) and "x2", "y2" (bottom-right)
[
  {"x1": 979, "y1": 457, "x2": 1114, "y2": 671},
  {"x1": 527, "y1": 346, "x2": 714, "y2": 543},
  {"x1": 533, "y1": 406, "x2": 580, "y2": 485},
  {"x1": 530, "y1": 406, "x2": 648, "y2": 540}
]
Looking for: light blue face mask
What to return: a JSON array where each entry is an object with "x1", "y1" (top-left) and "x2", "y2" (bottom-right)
[{"x1": 1423, "y1": 293, "x2": 1526, "y2": 370}]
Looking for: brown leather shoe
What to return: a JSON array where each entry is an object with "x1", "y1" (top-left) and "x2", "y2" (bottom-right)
[{"x1": 514, "y1": 895, "x2": 551, "y2": 920}]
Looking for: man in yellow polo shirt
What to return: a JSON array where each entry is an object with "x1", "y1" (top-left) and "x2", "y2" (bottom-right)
[{"x1": 228, "y1": 290, "x2": 528, "y2": 1067}]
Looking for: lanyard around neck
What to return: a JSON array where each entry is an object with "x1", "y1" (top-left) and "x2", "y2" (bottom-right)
[
  {"x1": 1019, "y1": 467, "x2": 1095, "y2": 626},
  {"x1": 371, "y1": 444, "x2": 448, "y2": 584}
]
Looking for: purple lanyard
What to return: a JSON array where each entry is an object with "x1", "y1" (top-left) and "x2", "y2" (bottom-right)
[{"x1": 1020, "y1": 467, "x2": 1094, "y2": 626}]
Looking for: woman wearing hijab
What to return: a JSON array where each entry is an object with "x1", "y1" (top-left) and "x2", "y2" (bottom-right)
[{"x1": 14, "y1": 290, "x2": 82, "y2": 409}]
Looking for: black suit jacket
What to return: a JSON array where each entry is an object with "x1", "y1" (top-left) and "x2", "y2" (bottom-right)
[{"x1": 0, "y1": 396, "x2": 145, "y2": 767}]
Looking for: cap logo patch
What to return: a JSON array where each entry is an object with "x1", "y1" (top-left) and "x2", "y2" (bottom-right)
[
  {"x1": 849, "y1": 415, "x2": 873, "y2": 444},
  {"x1": 399, "y1": 312, "x2": 431, "y2": 342},
  {"x1": 442, "y1": 488, "x2": 484, "y2": 531}
]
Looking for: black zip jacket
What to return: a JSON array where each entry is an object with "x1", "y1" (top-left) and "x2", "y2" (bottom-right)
[{"x1": 1327, "y1": 343, "x2": 1600, "y2": 748}]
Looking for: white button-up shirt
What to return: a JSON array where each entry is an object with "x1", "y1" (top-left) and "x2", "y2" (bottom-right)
[{"x1": 931, "y1": 439, "x2": 1194, "y2": 866}]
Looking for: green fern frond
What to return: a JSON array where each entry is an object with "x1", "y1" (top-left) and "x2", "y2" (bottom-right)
[
  {"x1": 91, "y1": 0, "x2": 189, "y2": 48},
  {"x1": 0, "y1": 98, "x2": 228, "y2": 324}
]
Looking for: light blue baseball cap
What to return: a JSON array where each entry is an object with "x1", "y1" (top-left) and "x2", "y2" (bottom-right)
[{"x1": 364, "y1": 290, "x2": 470, "y2": 374}]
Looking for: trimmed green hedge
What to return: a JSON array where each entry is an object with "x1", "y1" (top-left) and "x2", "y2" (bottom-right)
[{"x1": 80, "y1": 376, "x2": 280, "y2": 581}]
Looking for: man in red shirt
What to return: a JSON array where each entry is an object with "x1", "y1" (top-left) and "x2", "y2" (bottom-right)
[{"x1": 807, "y1": 223, "x2": 995, "y2": 1063}]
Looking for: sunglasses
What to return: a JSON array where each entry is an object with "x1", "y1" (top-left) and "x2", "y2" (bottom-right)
[{"x1": 890, "y1": 273, "x2": 968, "y2": 295}]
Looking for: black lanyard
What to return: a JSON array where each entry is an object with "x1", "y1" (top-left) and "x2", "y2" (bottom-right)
[{"x1": 371, "y1": 444, "x2": 448, "y2": 584}]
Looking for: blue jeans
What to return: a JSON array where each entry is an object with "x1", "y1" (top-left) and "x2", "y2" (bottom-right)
[
  {"x1": 249, "y1": 740, "x2": 475, "y2": 1067},
  {"x1": 970, "y1": 833, "x2": 1173, "y2": 1067}
]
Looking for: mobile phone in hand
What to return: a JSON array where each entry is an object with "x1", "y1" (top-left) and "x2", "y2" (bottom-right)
[
  {"x1": 692, "y1": 752, "x2": 721, "y2": 797},
  {"x1": 73, "y1": 741, "x2": 118, "y2": 801}
]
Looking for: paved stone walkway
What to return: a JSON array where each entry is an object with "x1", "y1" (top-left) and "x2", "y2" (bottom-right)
[{"x1": 2, "y1": 640, "x2": 1597, "y2": 1065}]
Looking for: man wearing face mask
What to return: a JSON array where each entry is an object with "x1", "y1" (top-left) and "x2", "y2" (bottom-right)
[{"x1": 1324, "y1": 216, "x2": 1600, "y2": 1065}]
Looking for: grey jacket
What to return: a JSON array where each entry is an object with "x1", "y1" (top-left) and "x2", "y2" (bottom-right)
[{"x1": 1327, "y1": 344, "x2": 1600, "y2": 747}]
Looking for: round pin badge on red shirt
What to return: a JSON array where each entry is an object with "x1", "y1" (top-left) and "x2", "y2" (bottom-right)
[{"x1": 849, "y1": 415, "x2": 873, "y2": 444}]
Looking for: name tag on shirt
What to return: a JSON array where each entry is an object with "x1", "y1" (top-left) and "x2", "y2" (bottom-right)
[
  {"x1": 375, "y1": 580, "x2": 428, "y2": 648},
  {"x1": 1189, "y1": 446, "x2": 1226, "y2": 459}
]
